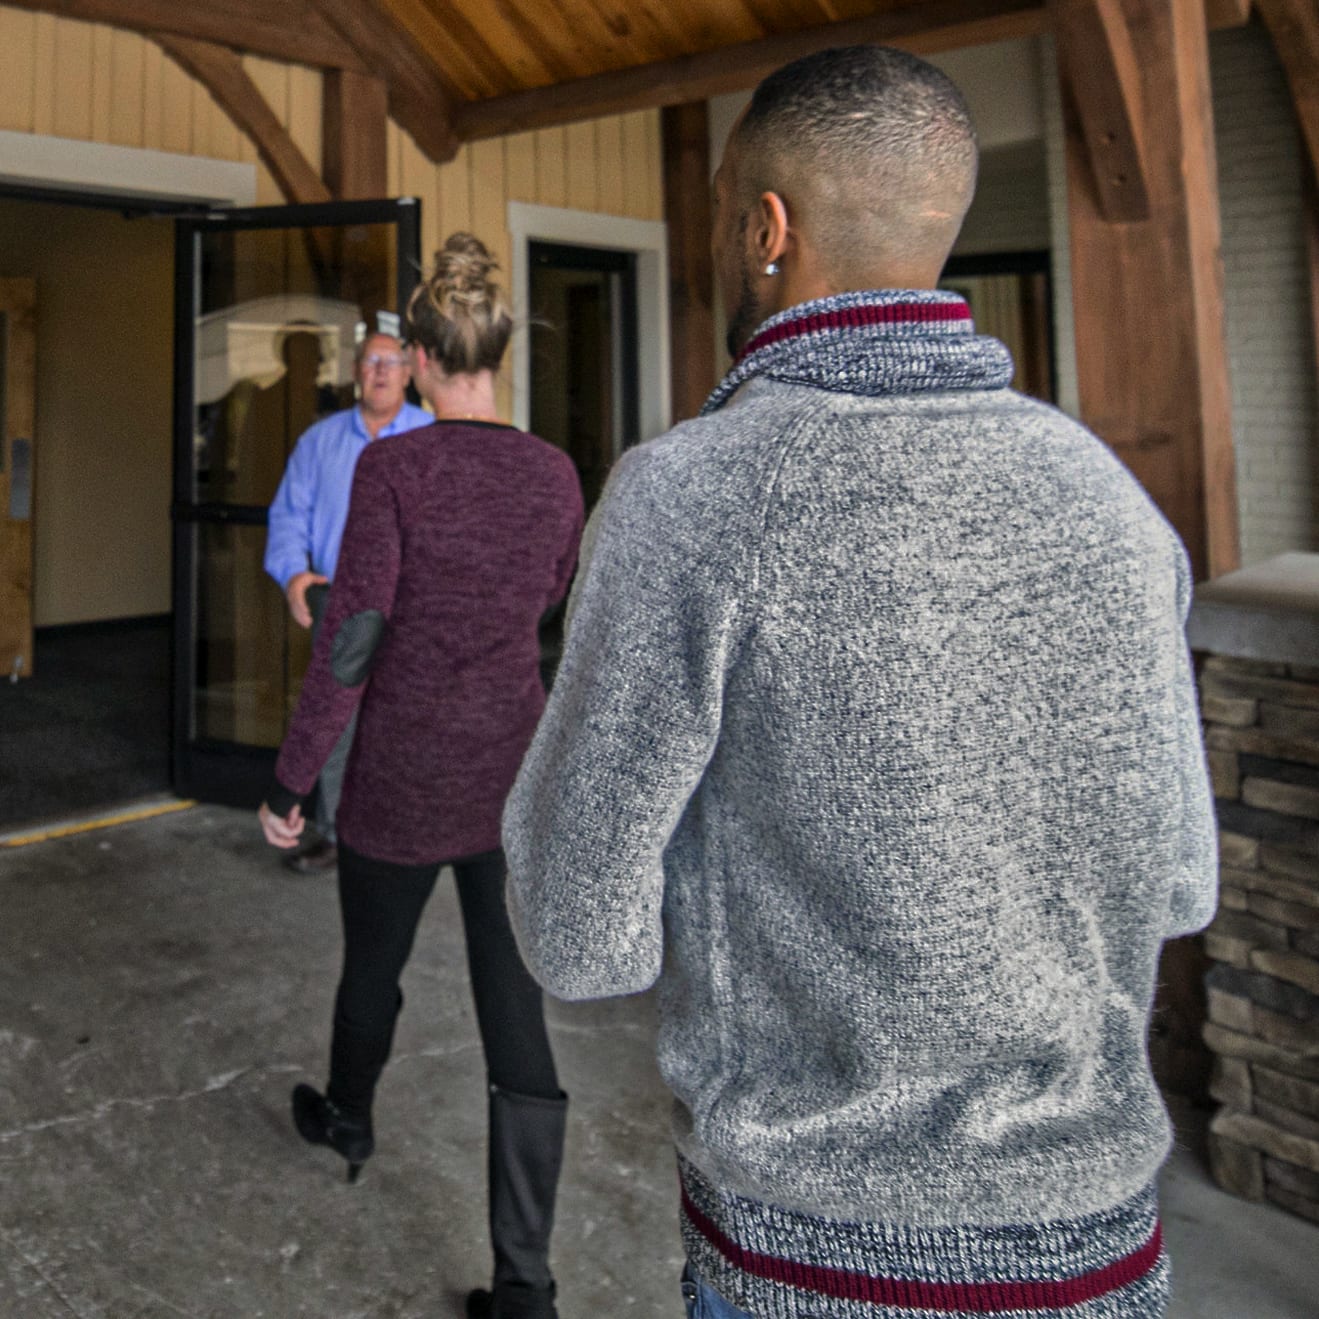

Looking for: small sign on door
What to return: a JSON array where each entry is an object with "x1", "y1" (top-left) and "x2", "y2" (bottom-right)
[{"x1": 9, "y1": 437, "x2": 31, "y2": 520}]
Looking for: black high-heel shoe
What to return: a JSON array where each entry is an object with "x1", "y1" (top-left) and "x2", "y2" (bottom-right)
[
  {"x1": 291, "y1": 1083, "x2": 374, "y2": 1183},
  {"x1": 466, "y1": 1282, "x2": 559, "y2": 1319}
]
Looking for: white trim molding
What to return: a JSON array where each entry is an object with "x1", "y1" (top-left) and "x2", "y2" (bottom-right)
[
  {"x1": 507, "y1": 201, "x2": 670, "y2": 441},
  {"x1": 0, "y1": 129, "x2": 257, "y2": 207}
]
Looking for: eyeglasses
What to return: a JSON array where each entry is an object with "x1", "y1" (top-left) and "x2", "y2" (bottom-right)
[{"x1": 362, "y1": 353, "x2": 409, "y2": 370}]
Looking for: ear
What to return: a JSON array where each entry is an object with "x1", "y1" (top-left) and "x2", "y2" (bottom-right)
[{"x1": 751, "y1": 190, "x2": 791, "y2": 270}]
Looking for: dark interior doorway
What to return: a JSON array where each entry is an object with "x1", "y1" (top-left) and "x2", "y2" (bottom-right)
[{"x1": 527, "y1": 241, "x2": 640, "y2": 512}]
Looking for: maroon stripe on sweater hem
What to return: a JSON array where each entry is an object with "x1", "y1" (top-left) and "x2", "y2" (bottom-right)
[
  {"x1": 737, "y1": 302, "x2": 971, "y2": 364},
  {"x1": 681, "y1": 1186, "x2": 1163, "y2": 1313}
]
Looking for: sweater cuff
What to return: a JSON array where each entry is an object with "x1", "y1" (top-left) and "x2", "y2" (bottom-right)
[{"x1": 265, "y1": 777, "x2": 304, "y2": 818}]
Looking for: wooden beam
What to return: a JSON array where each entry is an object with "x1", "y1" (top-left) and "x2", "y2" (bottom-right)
[
  {"x1": 323, "y1": 70, "x2": 389, "y2": 201},
  {"x1": 1061, "y1": 0, "x2": 1238, "y2": 581},
  {"x1": 1257, "y1": 0, "x2": 1319, "y2": 184},
  {"x1": 1307, "y1": 166, "x2": 1319, "y2": 395},
  {"x1": 662, "y1": 103, "x2": 717, "y2": 424},
  {"x1": 3, "y1": 0, "x2": 365, "y2": 73},
  {"x1": 1050, "y1": 0, "x2": 1151, "y2": 222},
  {"x1": 1204, "y1": 0, "x2": 1251, "y2": 26},
  {"x1": 155, "y1": 36, "x2": 330, "y2": 206},
  {"x1": 308, "y1": 0, "x2": 460, "y2": 165},
  {"x1": 453, "y1": 0, "x2": 1047, "y2": 142}
]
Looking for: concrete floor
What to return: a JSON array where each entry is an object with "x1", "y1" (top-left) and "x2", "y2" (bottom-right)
[{"x1": 2, "y1": 802, "x2": 1316, "y2": 1318}]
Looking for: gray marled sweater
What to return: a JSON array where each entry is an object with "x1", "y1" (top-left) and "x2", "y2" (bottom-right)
[{"x1": 503, "y1": 291, "x2": 1216, "y2": 1316}]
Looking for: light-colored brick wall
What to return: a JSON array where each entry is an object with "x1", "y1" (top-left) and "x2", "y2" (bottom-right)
[
  {"x1": 1042, "y1": 24, "x2": 1317, "y2": 569},
  {"x1": 1213, "y1": 25, "x2": 1317, "y2": 567}
]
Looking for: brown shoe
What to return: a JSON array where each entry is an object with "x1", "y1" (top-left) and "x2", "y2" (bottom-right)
[{"x1": 282, "y1": 838, "x2": 338, "y2": 874}]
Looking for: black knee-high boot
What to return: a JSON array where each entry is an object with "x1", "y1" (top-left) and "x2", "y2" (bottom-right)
[
  {"x1": 467, "y1": 1085, "x2": 568, "y2": 1319},
  {"x1": 292, "y1": 990, "x2": 402, "y2": 1182}
]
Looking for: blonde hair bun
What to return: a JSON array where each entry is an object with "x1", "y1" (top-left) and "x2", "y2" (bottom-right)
[
  {"x1": 405, "y1": 231, "x2": 513, "y2": 374},
  {"x1": 437, "y1": 232, "x2": 499, "y2": 307}
]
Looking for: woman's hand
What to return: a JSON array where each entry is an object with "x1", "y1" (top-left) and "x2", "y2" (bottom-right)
[{"x1": 259, "y1": 801, "x2": 305, "y2": 849}]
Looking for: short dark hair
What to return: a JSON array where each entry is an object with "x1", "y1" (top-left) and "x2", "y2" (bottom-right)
[
  {"x1": 736, "y1": 45, "x2": 978, "y2": 269},
  {"x1": 741, "y1": 44, "x2": 976, "y2": 184}
]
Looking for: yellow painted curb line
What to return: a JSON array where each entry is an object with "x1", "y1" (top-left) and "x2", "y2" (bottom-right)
[{"x1": 1, "y1": 798, "x2": 198, "y2": 848}]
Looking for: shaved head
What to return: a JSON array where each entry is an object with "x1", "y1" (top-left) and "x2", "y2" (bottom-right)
[{"x1": 713, "y1": 45, "x2": 979, "y2": 352}]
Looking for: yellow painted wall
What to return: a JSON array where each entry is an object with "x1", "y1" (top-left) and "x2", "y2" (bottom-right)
[
  {"x1": 0, "y1": 5, "x2": 321, "y2": 205},
  {"x1": 0, "y1": 2, "x2": 665, "y2": 616},
  {"x1": 0, "y1": 197, "x2": 173, "y2": 626},
  {"x1": 388, "y1": 115, "x2": 664, "y2": 418}
]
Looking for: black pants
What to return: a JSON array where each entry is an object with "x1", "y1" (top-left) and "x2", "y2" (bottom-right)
[{"x1": 329, "y1": 842, "x2": 560, "y2": 1112}]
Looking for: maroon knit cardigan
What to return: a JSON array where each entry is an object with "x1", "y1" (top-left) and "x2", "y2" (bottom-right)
[{"x1": 268, "y1": 420, "x2": 584, "y2": 865}]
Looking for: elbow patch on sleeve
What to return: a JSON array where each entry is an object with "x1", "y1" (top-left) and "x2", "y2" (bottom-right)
[{"x1": 330, "y1": 610, "x2": 386, "y2": 686}]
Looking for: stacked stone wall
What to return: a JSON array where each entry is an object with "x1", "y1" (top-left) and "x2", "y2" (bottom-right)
[{"x1": 1199, "y1": 655, "x2": 1319, "y2": 1224}]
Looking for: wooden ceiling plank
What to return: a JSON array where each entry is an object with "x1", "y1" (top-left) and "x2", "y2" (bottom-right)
[
  {"x1": 576, "y1": 0, "x2": 691, "y2": 64},
  {"x1": 452, "y1": 0, "x2": 1045, "y2": 141},
  {"x1": 1256, "y1": 0, "x2": 1319, "y2": 183},
  {"x1": 1048, "y1": 0, "x2": 1151, "y2": 222},
  {"x1": 731, "y1": 0, "x2": 850, "y2": 35},
  {"x1": 154, "y1": 34, "x2": 331, "y2": 204},
  {"x1": 308, "y1": 0, "x2": 460, "y2": 164},
  {"x1": 3, "y1": 0, "x2": 366, "y2": 72},
  {"x1": 485, "y1": 0, "x2": 586, "y2": 83},
  {"x1": 480, "y1": 0, "x2": 600, "y2": 89},
  {"x1": 394, "y1": 0, "x2": 537, "y2": 94},
  {"x1": 381, "y1": 1, "x2": 504, "y2": 101}
]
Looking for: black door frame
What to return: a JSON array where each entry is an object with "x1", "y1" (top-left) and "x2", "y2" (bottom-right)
[{"x1": 171, "y1": 197, "x2": 420, "y2": 807}]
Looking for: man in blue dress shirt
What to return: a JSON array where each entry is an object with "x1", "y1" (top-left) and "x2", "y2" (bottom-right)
[{"x1": 264, "y1": 330, "x2": 431, "y2": 872}]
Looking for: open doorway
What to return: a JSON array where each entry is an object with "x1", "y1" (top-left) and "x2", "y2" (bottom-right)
[
  {"x1": 0, "y1": 193, "x2": 175, "y2": 829},
  {"x1": 527, "y1": 240, "x2": 640, "y2": 511}
]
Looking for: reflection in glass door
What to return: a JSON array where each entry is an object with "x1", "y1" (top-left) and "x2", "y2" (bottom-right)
[{"x1": 173, "y1": 199, "x2": 420, "y2": 806}]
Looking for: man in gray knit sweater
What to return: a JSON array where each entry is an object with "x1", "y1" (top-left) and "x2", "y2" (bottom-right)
[{"x1": 504, "y1": 45, "x2": 1216, "y2": 1319}]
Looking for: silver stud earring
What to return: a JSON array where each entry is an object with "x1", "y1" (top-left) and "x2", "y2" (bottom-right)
[{"x1": 764, "y1": 261, "x2": 781, "y2": 276}]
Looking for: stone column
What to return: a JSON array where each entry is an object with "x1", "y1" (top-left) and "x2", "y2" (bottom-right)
[{"x1": 1188, "y1": 552, "x2": 1319, "y2": 1224}]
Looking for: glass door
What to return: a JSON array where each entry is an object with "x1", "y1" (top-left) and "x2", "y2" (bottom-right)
[{"x1": 172, "y1": 199, "x2": 420, "y2": 806}]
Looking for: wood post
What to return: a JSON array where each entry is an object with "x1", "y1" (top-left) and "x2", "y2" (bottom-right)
[
  {"x1": 662, "y1": 101, "x2": 717, "y2": 424},
  {"x1": 323, "y1": 69, "x2": 389, "y2": 200},
  {"x1": 1056, "y1": 0, "x2": 1238, "y2": 582},
  {"x1": 1307, "y1": 167, "x2": 1319, "y2": 393}
]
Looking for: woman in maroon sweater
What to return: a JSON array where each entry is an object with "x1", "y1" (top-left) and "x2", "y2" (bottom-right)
[{"x1": 260, "y1": 233, "x2": 583, "y2": 1319}]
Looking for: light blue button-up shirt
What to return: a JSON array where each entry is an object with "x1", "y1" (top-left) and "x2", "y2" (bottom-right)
[{"x1": 264, "y1": 402, "x2": 433, "y2": 589}]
